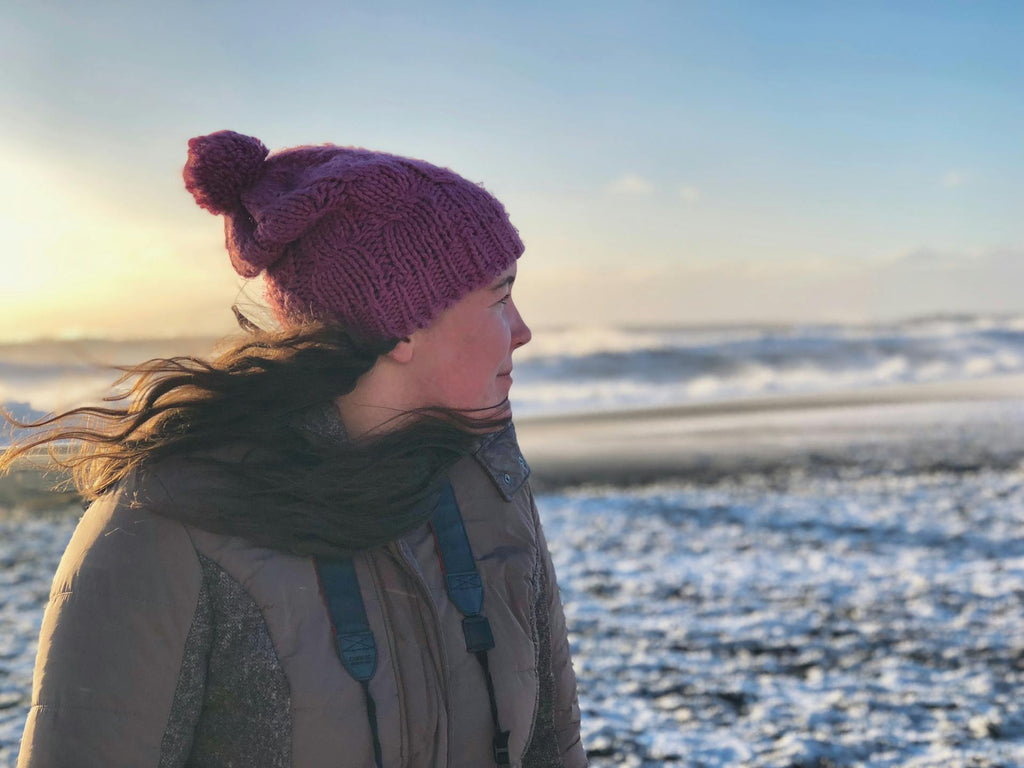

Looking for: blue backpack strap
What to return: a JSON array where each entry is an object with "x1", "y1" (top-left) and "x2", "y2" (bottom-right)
[
  {"x1": 315, "y1": 557, "x2": 383, "y2": 768},
  {"x1": 431, "y1": 481, "x2": 511, "y2": 765}
]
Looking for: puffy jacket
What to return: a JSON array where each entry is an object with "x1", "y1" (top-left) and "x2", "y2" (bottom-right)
[{"x1": 18, "y1": 424, "x2": 586, "y2": 767}]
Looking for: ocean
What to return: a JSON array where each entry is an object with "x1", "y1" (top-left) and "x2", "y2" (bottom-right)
[
  {"x1": 3, "y1": 314, "x2": 1024, "y2": 422},
  {"x1": 2, "y1": 316, "x2": 1023, "y2": 766}
]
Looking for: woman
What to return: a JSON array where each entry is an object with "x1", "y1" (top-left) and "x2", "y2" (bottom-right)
[{"x1": 9, "y1": 131, "x2": 587, "y2": 767}]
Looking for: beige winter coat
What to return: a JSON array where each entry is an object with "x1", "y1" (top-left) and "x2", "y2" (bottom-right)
[{"x1": 18, "y1": 425, "x2": 586, "y2": 767}]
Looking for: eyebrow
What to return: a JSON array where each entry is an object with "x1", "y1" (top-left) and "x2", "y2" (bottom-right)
[{"x1": 489, "y1": 275, "x2": 515, "y2": 291}]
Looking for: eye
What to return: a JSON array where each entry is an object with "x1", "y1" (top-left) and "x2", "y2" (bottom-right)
[{"x1": 497, "y1": 291, "x2": 512, "y2": 305}]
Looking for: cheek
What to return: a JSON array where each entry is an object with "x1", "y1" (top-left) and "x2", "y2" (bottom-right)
[
  {"x1": 483, "y1": 319, "x2": 513, "y2": 365},
  {"x1": 452, "y1": 326, "x2": 508, "y2": 395},
  {"x1": 460, "y1": 315, "x2": 511, "y2": 363},
  {"x1": 416, "y1": 311, "x2": 512, "y2": 406},
  {"x1": 461, "y1": 333, "x2": 507, "y2": 385}
]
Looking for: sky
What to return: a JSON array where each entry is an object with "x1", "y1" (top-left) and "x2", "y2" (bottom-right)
[{"x1": 1, "y1": 0, "x2": 1022, "y2": 340}]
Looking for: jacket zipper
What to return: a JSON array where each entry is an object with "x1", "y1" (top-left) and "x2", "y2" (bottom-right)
[{"x1": 386, "y1": 540, "x2": 455, "y2": 768}]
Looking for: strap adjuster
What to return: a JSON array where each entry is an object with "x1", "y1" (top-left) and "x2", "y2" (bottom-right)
[
  {"x1": 462, "y1": 615, "x2": 495, "y2": 653},
  {"x1": 493, "y1": 729, "x2": 511, "y2": 765}
]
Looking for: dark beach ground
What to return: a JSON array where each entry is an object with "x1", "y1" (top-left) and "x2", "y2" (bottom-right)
[{"x1": 2, "y1": 375, "x2": 1023, "y2": 766}]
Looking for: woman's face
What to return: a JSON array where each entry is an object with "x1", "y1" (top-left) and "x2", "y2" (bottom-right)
[{"x1": 405, "y1": 263, "x2": 531, "y2": 413}]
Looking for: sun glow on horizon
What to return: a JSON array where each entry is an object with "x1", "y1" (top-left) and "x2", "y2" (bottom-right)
[{"x1": 0, "y1": 144, "x2": 247, "y2": 342}]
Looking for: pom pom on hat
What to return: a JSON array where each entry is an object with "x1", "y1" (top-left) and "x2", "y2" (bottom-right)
[{"x1": 184, "y1": 130, "x2": 269, "y2": 215}]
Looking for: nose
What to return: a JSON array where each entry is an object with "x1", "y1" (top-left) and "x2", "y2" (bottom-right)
[{"x1": 509, "y1": 299, "x2": 532, "y2": 351}]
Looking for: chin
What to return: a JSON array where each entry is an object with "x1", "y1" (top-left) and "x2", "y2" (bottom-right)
[{"x1": 483, "y1": 397, "x2": 512, "y2": 418}]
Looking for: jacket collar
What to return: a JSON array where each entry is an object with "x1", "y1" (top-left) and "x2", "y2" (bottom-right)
[{"x1": 473, "y1": 422, "x2": 531, "y2": 501}]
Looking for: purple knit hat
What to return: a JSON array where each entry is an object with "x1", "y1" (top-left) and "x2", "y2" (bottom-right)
[{"x1": 183, "y1": 130, "x2": 523, "y2": 339}]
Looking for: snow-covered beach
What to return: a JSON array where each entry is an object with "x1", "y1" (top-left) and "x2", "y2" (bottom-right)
[
  {"x1": 2, "y1": 320, "x2": 1023, "y2": 766},
  {"x1": 541, "y1": 455, "x2": 1024, "y2": 766},
  {"x1": 516, "y1": 378, "x2": 1024, "y2": 766}
]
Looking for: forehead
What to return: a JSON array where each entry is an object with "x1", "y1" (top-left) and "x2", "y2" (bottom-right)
[{"x1": 448, "y1": 263, "x2": 516, "y2": 311}]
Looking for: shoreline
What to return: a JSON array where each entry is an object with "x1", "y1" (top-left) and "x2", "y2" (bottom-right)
[
  {"x1": 516, "y1": 372, "x2": 1024, "y2": 427},
  {"x1": 3, "y1": 376, "x2": 1024, "y2": 509},
  {"x1": 515, "y1": 374, "x2": 1024, "y2": 489}
]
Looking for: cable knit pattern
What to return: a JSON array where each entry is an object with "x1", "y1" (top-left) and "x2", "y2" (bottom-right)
[{"x1": 184, "y1": 131, "x2": 523, "y2": 339}]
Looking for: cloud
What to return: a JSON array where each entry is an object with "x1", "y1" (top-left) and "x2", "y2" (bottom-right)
[
  {"x1": 893, "y1": 245, "x2": 1011, "y2": 269},
  {"x1": 941, "y1": 170, "x2": 964, "y2": 188},
  {"x1": 606, "y1": 174, "x2": 654, "y2": 196},
  {"x1": 896, "y1": 247, "x2": 962, "y2": 267},
  {"x1": 679, "y1": 185, "x2": 701, "y2": 203}
]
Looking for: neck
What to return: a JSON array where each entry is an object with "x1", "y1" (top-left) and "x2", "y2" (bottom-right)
[{"x1": 335, "y1": 363, "x2": 418, "y2": 439}]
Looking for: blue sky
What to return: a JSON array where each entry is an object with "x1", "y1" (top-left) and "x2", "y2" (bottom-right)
[{"x1": 2, "y1": 1, "x2": 1022, "y2": 338}]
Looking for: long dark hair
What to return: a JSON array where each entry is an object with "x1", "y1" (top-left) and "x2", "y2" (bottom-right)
[{"x1": 0, "y1": 321, "x2": 510, "y2": 556}]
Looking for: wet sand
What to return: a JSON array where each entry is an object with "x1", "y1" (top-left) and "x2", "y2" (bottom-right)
[
  {"x1": 4, "y1": 375, "x2": 1024, "y2": 506},
  {"x1": 516, "y1": 374, "x2": 1024, "y2": 489}
]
